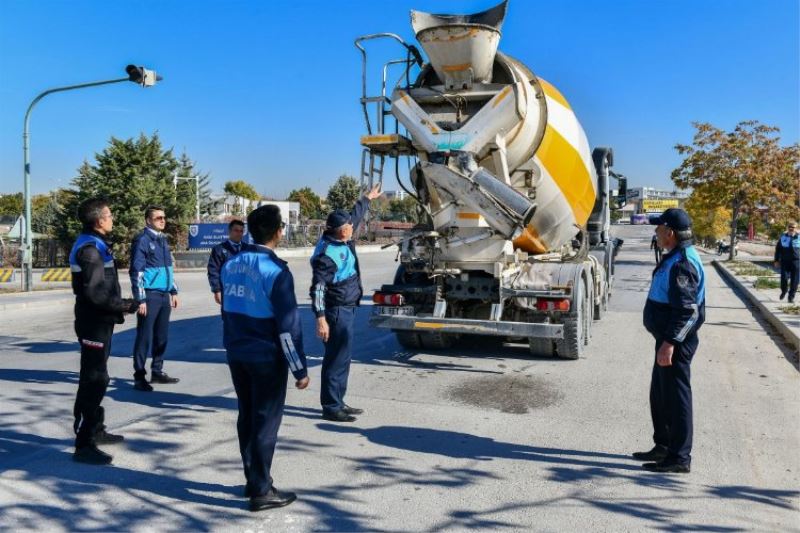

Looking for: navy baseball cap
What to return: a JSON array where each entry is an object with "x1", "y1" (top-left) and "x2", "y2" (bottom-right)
[
  {"x1": 326, "y1": 209, "x2": 352, "y2": 230},
  {"x1": 650, "y1": 208, "x2": 692, "y2": 231}
]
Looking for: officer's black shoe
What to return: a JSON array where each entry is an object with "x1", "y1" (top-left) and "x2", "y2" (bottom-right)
[
  {"x1": 94, "y1": 426, "x2": 124, "y2": 445},
  {"x1": 789, "y1": 297, "x2": 796, "y2": 303},
  {"x1": 779, "y1": 291, "x2": 787, "y2": 300},
  {"x1": 642, "y1": 460, "x2": 691, "y2": 473},
  {"x1": 343, "y1": 405, "x2": 364, "y2": 415},
  {"x1": 632, "y1": 445, "x2": 668, "y2": 462},
  {"x1": 134, "y1": 379, "x2": 153, "y2": 392},
  {"x1": 150, "y1": 372, "x2": 179, "y2": 384},
  {"x1": 322, "y1": 409, "x2": 357, "y2": 423},
  {"x1": 249, "y1": 487, "x2": 297, "y2": 512},
  {"x1": 73, "y1": 444, "x2": 113, "y2": 465}
]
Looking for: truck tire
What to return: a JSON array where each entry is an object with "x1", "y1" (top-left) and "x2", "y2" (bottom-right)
[
  {"x1": 419, "y1": 331, "x2": 455, "y2": 350},
  {"x1": 529, "y1": 337, "x2": 555, "y2": 357},
  {"x1": 594, "y1": 285, "x2": 608, "y2": 320},
  {"x1": 395, "y1": 331, "x2": 422, "y2": 349},
  {"x1": 556, "y1": 281, "x2": 585, "y2": 360}
]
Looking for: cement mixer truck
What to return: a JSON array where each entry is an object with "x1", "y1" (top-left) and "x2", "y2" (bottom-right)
[{"x1": 357, "y1": 1, "x2": 627, "y2": 359}]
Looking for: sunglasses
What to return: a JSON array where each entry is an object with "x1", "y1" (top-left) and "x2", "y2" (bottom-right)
[{"x1": 152, "y1": 216, "x2": 166, "y2": 221}]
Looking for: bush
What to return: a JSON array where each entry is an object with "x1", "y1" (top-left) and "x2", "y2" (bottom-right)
[{"x1": 753, "y1": 277, "x2": 780, "y2": 290}]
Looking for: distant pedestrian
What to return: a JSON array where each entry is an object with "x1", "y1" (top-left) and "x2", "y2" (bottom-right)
[
  {"x1": 70, "y1": 198, "x2": 138, "y2": 464},
  {"x1": 634, "y1": 208, "x2": 705, "y2": 474},
  {"x1": 129, "y1": 206, "x2": 180, "y2": 391},
  {"x1": 207, "y1": 219, "x2": 246, "y2": 305},
  {"x1": 650, "y1": 233, "x2": 662, "y2": 264},
  {"x1": 774, "y1": 221, "x2": 800, "y2": 303},
  {"x1": 311, "y1": 184, "x2": 382, "y2": 422},
  {"x1": 221, "y1": 204, "x2": 309, "y2": 512}
]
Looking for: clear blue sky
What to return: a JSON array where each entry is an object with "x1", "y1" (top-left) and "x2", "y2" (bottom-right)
[{"x1": 0, "y1": 0, "x2": 797, "y2": 197}]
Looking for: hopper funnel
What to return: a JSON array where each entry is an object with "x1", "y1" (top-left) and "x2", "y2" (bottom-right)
[{"x1": 411, "y1": 1, "x2": 507, "y2": 90}]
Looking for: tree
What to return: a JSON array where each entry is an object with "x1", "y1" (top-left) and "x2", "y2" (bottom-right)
[
  {"x1": 55, "y1": 132, "x2": 199, "y2": 250},
  {"x1": 0, "y1": 193, "x2": 23, "y2": 218},
  {"x1": 326, "y1": 175, "x2": 361, "y2": 211},
  {"x1": 389, "y1": 196, "x2": 420, "y2": 223},
  {"x1": 684, "y1": 195, "x2": 730, "y2": 247},
  {"x1": 288, "y1": 187, "x2": 323, "y2": 220},
  {"x1": 224, "y1": 180, "x2": 260, "y2": 201},
  {"x1": 671, "y1": 121, "x2": 800, "y2": 260}
]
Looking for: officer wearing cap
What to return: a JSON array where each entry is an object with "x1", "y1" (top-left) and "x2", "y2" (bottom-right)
[
  {"x1": 70, "y1": 198, "x2": 139, "y2": 464},
  {"x1": 774, "y1": 221, "x2": 799, "y2": 303},
  {"x1": 221, "y1": 204, "x2": 309, "y2": 512},
  {"x1": 310, "y1": 183, "x2": 382, "y2": 422},
  {"x1": 207, "y1": 219, "x2": 246, "y2": 305},
  {"x1": 634, "y1": 208, "x2": 705, "y2": 473}
]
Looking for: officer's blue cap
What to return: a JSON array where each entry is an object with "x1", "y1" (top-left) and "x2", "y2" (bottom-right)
[
  {"x1": 651, "y1": 208, "x2": 692, "y2": 231},
  {"x1": 326, "y1": 209, "x2": 352, "y2": 230}
]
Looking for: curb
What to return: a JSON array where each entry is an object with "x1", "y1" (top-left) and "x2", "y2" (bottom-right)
[{"x1": 713, "y1": 260, "x2": 800, "y2": 354}]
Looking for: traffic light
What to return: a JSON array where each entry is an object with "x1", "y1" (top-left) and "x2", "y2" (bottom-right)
[{"x1": 126, "y1": 64, "x2": 162, "y2": 87}]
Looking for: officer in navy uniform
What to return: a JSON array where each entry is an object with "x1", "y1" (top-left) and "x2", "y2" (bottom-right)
[
  {"x1": 207, "y1": 219, "x2": 246, "y2": 305},
  {"x1": 311, "y1": 184, "x2": 382, "y2": 422},
  {"x1": 774, "y1": 221, "x2": 800, "y2": 303},
  {"x1": 70, "y1": 198, "x2": 138, "y2": 464},
  {"x1": 634, "y1": 208, "x2": 705, "y2": 473},
  {"x1": 129, "y1": 206, "x2": 180, "y2": 391},
  {"x1": 221, "y1": 204, "x2": 309, "y2": 512}
]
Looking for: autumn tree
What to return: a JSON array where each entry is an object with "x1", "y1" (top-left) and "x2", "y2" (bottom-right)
[
  {"x1": 224, "y1": 180, "x2": 260, "y2": 201},
  {"x1": 287, "y1": 187, "x2": 323, "y2": 220},
  {"x1": 684, "y1": 196, "x2": 730, "y2": 247},
  {"x1": 671, "y1": 121, "x2": 800, "y2": 260}
]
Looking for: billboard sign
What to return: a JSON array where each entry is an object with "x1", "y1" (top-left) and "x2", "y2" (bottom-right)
[
  {"x1": 642, "y1": 199, "x2": 679, "y2": 213},
  {"x1": 188, "y1": 223, "x2": 252, "y2": 249}
]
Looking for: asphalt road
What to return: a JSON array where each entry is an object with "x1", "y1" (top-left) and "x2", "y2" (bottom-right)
[{"x1": 0, "y1": 225, "x2": 798, "y2": 531}]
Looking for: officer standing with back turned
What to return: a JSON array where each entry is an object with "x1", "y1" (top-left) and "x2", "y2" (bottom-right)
[
  {"x1": 70, "y1": 198, "x2": 138, "y2": 464},
  {"x1": 221, "y1": 205, "x2": 310, "y2": 511},
  {"x1": 635, "y1": 208, "x2": 705, "y2": 474}
]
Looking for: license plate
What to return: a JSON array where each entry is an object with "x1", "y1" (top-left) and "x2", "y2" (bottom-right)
[{"x1": 375, "y1": 305, "x2": 414, "y2": 316}]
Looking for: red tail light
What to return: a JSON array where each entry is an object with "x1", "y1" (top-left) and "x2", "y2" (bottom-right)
[
  {"x1": 373, "y1": 292, "x2": 405, "y2": 306},
  {"x1": 535, "y1": 299, "x2": 571, "y2": 312}
]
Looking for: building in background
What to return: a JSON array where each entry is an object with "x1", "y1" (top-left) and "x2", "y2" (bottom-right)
[
  {"x1": 206, "y1": 194, "x2": 300, "y2": 225},
  {"x1": 626, "y1": 187, "x2": 689, "y2": 214},
  {"x1": 384, "y1": 190, "x2": 408, "y2": 201}
]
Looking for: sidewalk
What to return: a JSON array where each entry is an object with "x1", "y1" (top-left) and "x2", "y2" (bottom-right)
[
  {"x1": 0, "y1": 288, "x2": 73, "y2": 312},
  {"x1": 713, "y1": 259, "x2": 800, "y2": 356}
]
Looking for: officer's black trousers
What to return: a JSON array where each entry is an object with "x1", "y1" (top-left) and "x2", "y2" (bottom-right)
[
  {"x1": 228, "y1": 358, "x2": 288, "y2": 497},
  {"x1": 321, "y1": 306, "x2": 355, "y2": 413},
  {"x1": 74, "y1": 319, "x2": 113, "y2": 447},
  {"x1": 780, "y1": 260, "x2": 799, "y2": 299},
  {"x1": 650, "y1": 333, "x2": 697, "y2": 465},
  {"x1": 132, "y1": 290, "x2": 172, "y2": 378}
]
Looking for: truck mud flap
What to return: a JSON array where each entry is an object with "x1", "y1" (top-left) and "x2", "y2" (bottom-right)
[{"x1": 369, "y1": 314, "x2": 564, "y2": 339}]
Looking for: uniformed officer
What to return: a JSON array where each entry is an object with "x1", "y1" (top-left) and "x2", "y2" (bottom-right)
[
  {"x1": 70, "y1": 198, "x2": 138, "y2": 464},
  {"x1": 650, "y1": 232, "x2": 662, "y2": 264},
  {"x1": 634, "y1": 208, "x2": 705, "y2": 473},
  {"x1": 129, "y1": 206, "x2": 180, "y2": 391},
  {"x1": 311, "y1": 184, "x2": 382, "y2": 422},
  {"x1": 207, "y1": 219, "x2": 245, "y2": 304},
  {"x1": 221, "y1": 204, "x2": 309, "y2": 512},
  {"x1": 774, "y1": 221, "x2": 800, "y2": 303}
]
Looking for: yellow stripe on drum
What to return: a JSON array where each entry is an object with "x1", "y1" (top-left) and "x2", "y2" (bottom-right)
[
  {"x1": 513, "y1": 226, "x2": 548, "y2": 254},
  {"x1": 536, "y1": 124, "x2": 596, "y2": 225},
  {"x1": 538, "y1": 78, "x2": 571, "y2": 111}
]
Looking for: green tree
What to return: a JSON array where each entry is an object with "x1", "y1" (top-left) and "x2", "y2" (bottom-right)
[
  {"x1": 55, "y1": 132, "x2": 198, "y2": 249},
  {"x1": 287, "y1": 187, "x2": 323, "y2": 220},
  {"x1": 326, "y1": 175, "x2": 361, "y2": 211},
  {"x1": 224, "y1": 180, "x2": 260, "y2": 201},
  {"x1": 389, "y1": 196, "x2": 420, "y2": 223},
  {"x1": 671, "y1": 121, "x2": 800, "y2": 260},
  {"x1": 0, "y1": 192, "x2": 23, "y2": 218}
]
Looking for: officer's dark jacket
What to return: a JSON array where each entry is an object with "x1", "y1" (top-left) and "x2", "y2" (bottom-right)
[
  {"x1": 207, "y1": 240, "x2": 242, "y2": 293},
  {"x1": 221, "y1": 245, "x2": 307, "y2": 380},
  {"x1": 310, "y1": 196, "x2": 370, "y2": 317},
  {"x1": 129, "y1": 227, "x2": 178, "y2": 302},
  {"x1": 774, "y1": 232, "x2": 800, "y2": 264},
  {"x1": 643, "y1": 241, "x2": 706, "y2": 344},
  {"x1": 70, "y1": 231, "x2": 130, "y2": 324}
]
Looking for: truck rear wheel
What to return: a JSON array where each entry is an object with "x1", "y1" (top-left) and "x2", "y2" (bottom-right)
[
  {"x1": 529, "y1": 337, "x2": 555, "y2": 357},
  {"x1": 556, "y1": 281, "x2": 586, "y2": 360},
  {"x1": 419, "y1": 331, "x2": 455, "y2": 350},
  {"x1": 395, "y1": 331, "x2": 422, "y2": 349}
]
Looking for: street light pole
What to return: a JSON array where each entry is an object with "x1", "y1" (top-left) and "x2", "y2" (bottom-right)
[{"x1": 21, "y1": 66, "x2": 161, "y2": 291}]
